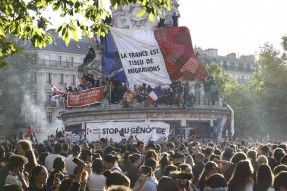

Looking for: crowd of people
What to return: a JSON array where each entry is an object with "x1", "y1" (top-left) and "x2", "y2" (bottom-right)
[
  {"x1": 1, "y1": 132, "x2": 287, "y2": 191},
  {"x1": 61, "y1": 75, "x2": 222, "y2": 109}
]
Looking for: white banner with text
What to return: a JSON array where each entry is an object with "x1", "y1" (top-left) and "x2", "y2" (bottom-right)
[
  {"x1": 86, "y1": 121, "x2": 170, "y2": 143},
  {"x1": 109, "y1": 27, "x2": 172, "y2": 89}
]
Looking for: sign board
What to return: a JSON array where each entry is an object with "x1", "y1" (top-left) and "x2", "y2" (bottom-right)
[
  {"x1": 86, "y1": 121, "x2": 170, "y2": 143},
  {"x1": 67, "y1": 87, "x2": 104, "y2": 107}
]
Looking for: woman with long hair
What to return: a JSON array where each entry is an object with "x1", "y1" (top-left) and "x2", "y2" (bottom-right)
[
  {"x1": 27, "y1": 166, "x2": 52, "y2": 191},
  {"x1": 155, "y1": 153, "x2": 170, "y2": 180},
  {"x1": 125, "y1": 153, "x2": 142, "y2": 188},
  {"x1": 25, "y1": 149, "x2": 38, "y2": 175},
  {"x1": 198, "y1": 161, "x2": 218, "y2": 191},
  {"x1": 227, "y1": 160, "x2": 254, "y2": 191},
  {"x1": 253, "y1": 164, "x2": 274, "y2": 191},
  {"x1": 143, "y1": 150, "x2": 158, "y2": 164},
  {"x1": 87, "y1": 159, "x2": 106, "y2": 191},
  {"x1": 47, "y1": 157, "x2": 66, "y2": 188}
]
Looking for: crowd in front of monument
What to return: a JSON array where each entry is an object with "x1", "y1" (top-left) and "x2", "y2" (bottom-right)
[
  {"x1": 1, "y1": 130, "x2": 287, "y2": 191},
  {"x1": 61, "y1": 75, "x2": 223, "y2": 109}
]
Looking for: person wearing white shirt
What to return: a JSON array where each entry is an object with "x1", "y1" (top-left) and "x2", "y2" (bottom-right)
[
  {"x1": 87, "y1": 159, "x2": 106, "y2": 191},
  {"x1": 45, "y1": 143, "x2": 66, "y2": 172},
  {"x1": 65, "y1": 145, "x2": 81, "y2": 175}
]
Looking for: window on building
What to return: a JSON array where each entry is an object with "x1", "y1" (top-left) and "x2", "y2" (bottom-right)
[
  {"x1": 31, "y1": 71, "x2": 37, "y2": 84},
  {"x1": 43, "y1": 54, "x2": 50, "y2": 65},
  {"x1": 46, "y1": 73, "x2": 52, "y2": 84},
  {"x1": 47, "y1": 112, "x2": 53, "y2": 123},
  {"x1": 59, "y1": 73, "x2": 64, "y2": 85},
  {"x1": 67, "y1": 57, "x2": 74, "y2": 66},
  {"x1": 71, "y1": 75, "x2": 76, "y2": 86},
  {"x1": 57, "y1": 56, "x2": 62, "y2": 65}
]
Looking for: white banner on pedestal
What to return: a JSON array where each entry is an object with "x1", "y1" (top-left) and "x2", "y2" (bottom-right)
[{"x1": 86, "y1": 121, "x2": 170, "y2": 143}]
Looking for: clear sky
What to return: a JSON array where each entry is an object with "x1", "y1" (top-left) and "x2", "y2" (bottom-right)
[
  {"x1": 46, "y1": 0, "x2": 287, "y2": 57},
  {"x1": 178, "y1": 0, "x2": 287, "y2": 56}
]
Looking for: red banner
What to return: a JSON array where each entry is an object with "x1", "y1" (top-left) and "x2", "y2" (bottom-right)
[{"x1": 67, "y1": 87, "x2": 104, "y2": 107}]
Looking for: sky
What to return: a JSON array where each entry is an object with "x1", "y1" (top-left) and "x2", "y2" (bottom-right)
[
  {"x1": 46, "y1": 0, "x2": 287, "y2": 57},
  {"x1": 178, "y1": 0, "x2": 287, "y2": 56}
]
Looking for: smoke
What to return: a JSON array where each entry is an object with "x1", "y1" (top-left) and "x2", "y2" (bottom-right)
[{"x1": 21, "y1": 93, "x2": 64, "y2": 142}]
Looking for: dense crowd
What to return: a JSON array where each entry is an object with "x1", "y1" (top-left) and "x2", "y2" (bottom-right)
[
  {"x1": 1, "y1": 132, "x2": 287, "y2": 191},
  {"x1": 62, "y1": 75, "x2": 222, "y2": 109}
]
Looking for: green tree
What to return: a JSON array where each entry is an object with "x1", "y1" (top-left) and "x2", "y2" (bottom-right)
[
  {"x1": 0, "y1": 0, "x2": 171, "y2": 68},
  {"x1": 249, "y1": 43, "x2": 287, "y2": 139},
  {"x1": 206, "y1": 63, "x2": 263, "y2": 137}
]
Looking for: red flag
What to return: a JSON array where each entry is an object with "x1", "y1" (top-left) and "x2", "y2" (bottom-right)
[
  {"x1": 24, "y1": 127, "x2": 33, "y2": 139},
  {"x1": 154, "y1": 27, "x2": 208, "y2": 81}
]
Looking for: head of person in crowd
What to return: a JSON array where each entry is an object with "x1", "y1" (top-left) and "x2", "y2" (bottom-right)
[
  {"x1": 254, "y1": 164, "x2": 274, "y2": 191},
  {"x1": 159, "y1": 153, "x2": 170, "y2": 174},
  {"x1": 53, "y1": 143, "x2": 63, "y2": 154},
  {"x1": 247, "y1": 149, "x2": 257, "y2": 164},
  {"x1": 105, "y1": 185, "x2": 130, "y2": 191},
  {"x1": 144, "y1": 150, "x2": 158, "y2": 164},
  {"x1": 3, "y1": 184, "x2": 23, "y2": 191},
  {"x1": 38, "y1": 152, "x2": 49, "y2": 166},
  {"x1": 7, "y1": 154, "x2": 28, "y2": 174},
  {"x1": 222, "y1": 147, "x2": 234, "y2": 161},
  {"x1": 129, "y1": 153, "x2": 142, "y2": 167},
  {"x1": 145, "y1": 158, "x2": 157, "y2": 172},
  {"x1": 198, "y1": 161, "x2": 219, "y2": 191},
  {"x1": 231, "y1": 152, "x2": 247, "y2": 164},
  {"x1": 173, "y1": 153, "x2": 185, "y2": 166},
  {"x1": 104, "y1": 154, "x2": 119, "y2": 170},
  {"x1": 178, "y1": 163, "x2": 192, "y2": 175},
  {"x1": 228, "y1": 160, "x2": 254, "y2": 191},
  {"x1": 104, "y1": 171, "x2": 130, "y2": 188},
  {"x1": 273, "y1": 165, "x2": 287, "y2": 176},
  {"x1": 163, "y1": 165, "x2": 178, "y2": 176},
  {"x1": 53, "y1": 157, "x2": 66, "y2": 172},
  {"x1": 280, "y1": 155, "x2": 287, "y2": 165},
  {"x1": 0, "y1": 146, "x2": 5, "y2": 164},
  {"x1": 274, "y1": 171, "x2": 287, "y2": 191},
  {"x1": 146, "y1": 142, "x2": 157, "y2": 151},
  {"x1": 72, "y1": 145, "x2": 81, "y2": 157},
  {"x1": 81, "y1": 149, "x2": 92, "y2": 162},
  {"x1": 94, "y1": 141, "x2": 103, "y2": 151},
  {"x1": 166, "y1": 142, "x2": 175, "y2": 152},
  {"x1": 278, "y1": 144, "x2": 287, "y2": 153},
  {"x1": 92, "y1": 158, "x2": 104, "y2": 174},
  {"x1": 169, "y1": 170, "x2": 193, "y2": 191},
  {"x1": 273, "y1": 148, "x2": 285, "y2": 163},
  {"x1": 257, "y1": 155, "x2": 268, "y2": 167},
  {"x1": 261, "y1": 145, "x2": 271, "y2": 157},
  {"x1": 204, "y1": 173, "x2": 227, "y2": 191},
  {"x1": 137, "y1": 141, "x2": 145, "y2": 153},
  {"x1": 194, "y1": 152, "x2": 205, "y2": 164},
  {"x1": 17, "y1": 140, "x2": 32, "y2": 156},
  {"x1": 29, "y1": 165, "x2": 49, "y2": 189},
  {"x1": 204, "y1": 147, "x2": 213, "y2": 159},
  {"x1": 157, "y1": 176, "x2": 179, "y2": 191},
  {"x1": 58, "y1": 178, "x2": 74, "y2": 191}
]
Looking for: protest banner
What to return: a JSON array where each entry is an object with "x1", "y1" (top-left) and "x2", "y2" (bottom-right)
[
  {"x1": 67, "y1": 86, "x2": 104, "y2": 107},
  {"x1": 86, "y1": 121, "x2": 170, "y2": 143}
]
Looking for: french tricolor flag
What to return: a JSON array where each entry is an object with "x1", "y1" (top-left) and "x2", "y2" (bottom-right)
[{"x1": 146, "y1": 87, "x2": 162, "y2": 104}]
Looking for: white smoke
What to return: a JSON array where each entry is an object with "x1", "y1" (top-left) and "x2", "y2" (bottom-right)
[{"x1": 21, "y1": 94, "x2": 64, "y2": 142}]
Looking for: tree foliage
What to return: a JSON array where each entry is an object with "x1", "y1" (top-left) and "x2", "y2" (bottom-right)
[{"x1": 0, "y1": 0, "x2": 171, "y2": 68}]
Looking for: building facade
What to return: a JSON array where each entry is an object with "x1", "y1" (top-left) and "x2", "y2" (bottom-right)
[
  {"x1": 195, "y1": 48, "x2": 258, "y2": 83},
  {"x1": 24, "y1": 30, "x2": 100, "y2": 138}
]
